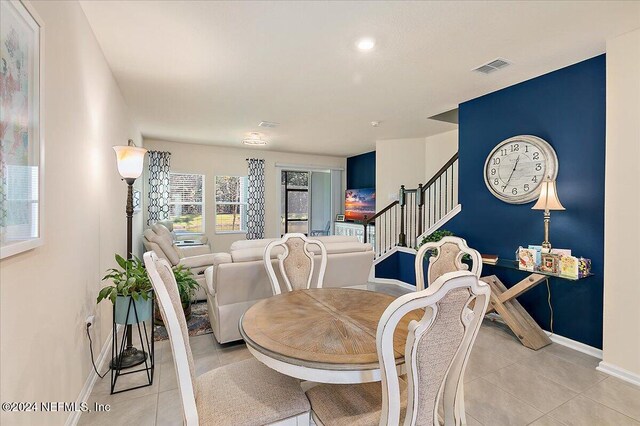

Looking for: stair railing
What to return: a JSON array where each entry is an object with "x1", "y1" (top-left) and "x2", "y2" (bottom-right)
[{"x1": 363, "y1": 152, "x2": 459, "y2": 257}]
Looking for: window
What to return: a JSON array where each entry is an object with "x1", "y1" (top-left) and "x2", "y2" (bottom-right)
[
  {"x1": 215, "y1": 176, "x2": 248, "y2": 233},
  {"x1": 169, "y1": 173, "x2": 204, "y2": 234}
]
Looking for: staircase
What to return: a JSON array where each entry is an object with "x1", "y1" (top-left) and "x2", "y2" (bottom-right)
[{"x1": 363, "y1": 153, "x2": 460, "y2": 258}]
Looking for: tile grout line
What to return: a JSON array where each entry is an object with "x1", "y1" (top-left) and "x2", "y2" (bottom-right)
[
  {"x1": 475, "y1": 376, "x2": 545, "y2": 416},
  {"x1": 482, "y1": 363, "x2": 576, "y2": 415},
  {"x1": 579, "y1": 387, "x2": 640, "y2": 423}
]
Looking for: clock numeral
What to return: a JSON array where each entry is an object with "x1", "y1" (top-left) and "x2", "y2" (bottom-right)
[
  {"x1": 510, "y1": 144, "x2": 519, "y2": 152},
  {"x1": 500, "y1": 149, "x2": 507, "y2": 156},
  {"x1": 533, "y1": 152, "x2": 540, "y2": 160},
  {"x1": 501, "y1": 185, "x2": 507, "y2": 192},
  {"x1": 490, "y1": 168, "x2": 496, "y2": 175},
  {"x1": 532, "y1": 176, "x2": 537, "y2": 183},
  {"x1": 535, "y1": 163, "x2": 542, "y2": 171},
  {"x1": 512, "y1": 188, "x2": 518, "y2": 195},
  {"x1": 493, "y1": 178, "x2": 499, "y2": 185},
  {"x1": 525, "y1": 145, "x2": 529, "y2": 153},
  {"x1": 524, "y1": 184, "x2": 530, "y2": 191},
  {"x1": 492, "y1": 158, "x2": 501, "y2": 165}
]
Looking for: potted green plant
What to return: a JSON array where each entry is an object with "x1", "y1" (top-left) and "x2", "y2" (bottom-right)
[
  {"x1": 417, "y1": 229, "x2": 471, "y2": 262},
  {"x1": 154, "y1": 265, "x2": 200, "y2": 325},
  {"x1": 98, "y1": 254, "x2": 152, "y2": 324}
]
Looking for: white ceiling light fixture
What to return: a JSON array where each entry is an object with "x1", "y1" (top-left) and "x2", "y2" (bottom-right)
[
  {"x1": 258, "y1": 121, "x2": 279, "y2": 128},
  {"x1": 242, "y1": 132, "x2": 268, "y2": 146},
  {"x1": 356, "y1": 37, "x2": 376, "y2": 51}
]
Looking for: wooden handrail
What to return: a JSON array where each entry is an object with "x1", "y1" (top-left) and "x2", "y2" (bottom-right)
[
  {"x1": 422, "y1": 152, "x2": 458, "y2": 193},
  {"x1": 364, "y1": 200, "x2": 399, "y2": 224}
]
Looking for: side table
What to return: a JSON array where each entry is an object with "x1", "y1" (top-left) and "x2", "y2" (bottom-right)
[{"x1": 481, "y1": 259, "x2": 593, "y2": 350}]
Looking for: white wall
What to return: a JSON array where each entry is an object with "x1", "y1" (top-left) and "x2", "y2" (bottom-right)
[
  {"x1": 0, "y1": 1, "x2": 141, "y2": 425},
  {"x1": 142, "y1": 139, "x2": 345, "y2": 253},
  {"x1": 601, "y1": 28, "x2": 640, "y2": 381},
  {"x1": 425, "y1": 129, "x2": 458, "y2": 182},
  {"x1": 375, "y1": 138, "x2": 426, "y2": 211}
]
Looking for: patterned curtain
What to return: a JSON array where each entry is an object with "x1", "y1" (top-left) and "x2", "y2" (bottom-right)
[
  {"x1": 246, "y1": 158, "x2": 265, "y2": 239},
  {"x1": 147, "y1": 151, "x2": 171, "y2": 225}
]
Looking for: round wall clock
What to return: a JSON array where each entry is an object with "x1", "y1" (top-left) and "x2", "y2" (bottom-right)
[{"x1": 483, "y1": 135, "x2": 559, "y2": 204}]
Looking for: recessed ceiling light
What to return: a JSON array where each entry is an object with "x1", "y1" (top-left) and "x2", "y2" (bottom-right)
[
  {"x1": 356, "y1": 38, "x2": 375, "y2": 51},
  {"x1": 242, "y1": 132, "x2": 268, "y2": 146}
]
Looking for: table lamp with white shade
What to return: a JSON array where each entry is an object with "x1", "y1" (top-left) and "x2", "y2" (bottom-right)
[
  {"x1": 531, "y1": 177, "x2": 565, "y2": 253},
  {"x1": 112, "y1": 139, "x2": 147, "y2": 369}
]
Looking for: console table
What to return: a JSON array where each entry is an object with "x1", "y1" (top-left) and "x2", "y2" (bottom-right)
[{"x1": 481, "y1": 259, "x2": 593, "y2": 350}]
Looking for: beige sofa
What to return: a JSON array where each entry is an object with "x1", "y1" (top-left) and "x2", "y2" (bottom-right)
[{"x1": 204, "y1": 235, "x2": 374, "y2": 343}]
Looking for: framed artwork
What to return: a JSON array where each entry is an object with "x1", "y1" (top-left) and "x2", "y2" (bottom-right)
[
  {"x1": 335, "y1": 214, "x2": 345, "y2": 222},
  {"x1": 1, "y1": 1, "x2": 45, "y2": 259}
]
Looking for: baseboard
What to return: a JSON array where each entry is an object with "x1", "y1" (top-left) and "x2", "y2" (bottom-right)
[
  {"x1": 369, "y1": 276, "x2": 416, "y2": 291},
  {"x1": 597, "y1": 361, "x2": 640, "y2": 387},
  {"x1": 416, "y1": 203, "x2": 462, "y2": 242},
  {"x1": 373, "y1": 246, "x2": 417, "y2": 266},
  {"x1": 65, "y1": 325, "x2": 118, "y2": 426},
  {"x1": 547, "y1": 332, "x2": 603, "y2": 359},
  {"x1": 485, "y1": 312, "x2": 603, "y2": 359}
]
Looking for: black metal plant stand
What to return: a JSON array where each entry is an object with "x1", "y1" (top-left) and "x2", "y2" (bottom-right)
[{"x1": 110, "y1": 293, "x2": 155, "y2": 394}]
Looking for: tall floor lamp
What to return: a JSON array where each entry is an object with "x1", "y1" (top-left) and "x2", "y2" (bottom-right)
[{"x1": 112, "y1": 139, "x2": 147, "y2": 368}]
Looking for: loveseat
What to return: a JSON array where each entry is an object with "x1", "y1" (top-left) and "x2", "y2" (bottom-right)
[{"x1": 204, "y1": 235, "x2": 375, "y2": 343}]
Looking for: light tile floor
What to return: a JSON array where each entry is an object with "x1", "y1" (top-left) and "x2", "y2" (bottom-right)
[{"x1": 79, "y1": 284, "x2": 640, "y2": 426}]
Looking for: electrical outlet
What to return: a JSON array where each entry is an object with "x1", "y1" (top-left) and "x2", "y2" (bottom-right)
[{"x1": 85, "y1": 315, "x2": 95, "y2": 328}]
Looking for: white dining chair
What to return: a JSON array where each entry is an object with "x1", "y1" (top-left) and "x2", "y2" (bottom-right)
[
  {"x1": 263, "y1": 233, "x2": 328, "y2": 295},
  {"x1": 143, "y1": 251, "x2": 310, "y2": 426},
  {"x1": 306, "y1": 270, "x2": 491, "y2": 426},
  {"x1": 415, "y1": 236, "x2": 482, "y2": 291}
]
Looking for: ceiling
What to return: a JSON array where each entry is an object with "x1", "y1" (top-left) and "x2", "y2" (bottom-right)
[{"x1": 80, "y1": 1, "x2": 640, "y2": 157}]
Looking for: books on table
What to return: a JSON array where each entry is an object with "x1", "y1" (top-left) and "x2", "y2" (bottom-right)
[{"x1": 481, "y1": 254, "x2": 499, "y2": 265}]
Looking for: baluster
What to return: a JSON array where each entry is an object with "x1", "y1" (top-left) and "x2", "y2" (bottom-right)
[
  {"x1": 445, "y1": 168, "x2": 448, "y2": 215},
  {"x1": 428, "y1": 186, "x2": 431, "y2": 229},
  {"x1": 451, "y1": 162, "x2": 455, "y2": 210},
  {"x1": 399, "y1": 185, "x2": 406, "y2": 247},
  {"x1": 363, "y1": 215, "x2": 368, "y2": 244},
  {"x1": 439, "y1": 176, "x2": 442, "y2": 220},
  {"x1": 417, "y1": 183, "x2": 423, "y2": 238}
]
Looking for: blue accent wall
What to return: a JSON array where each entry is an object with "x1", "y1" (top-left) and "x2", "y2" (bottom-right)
[
  {"x1": 375, "y1": 251, "x2": 429, "y2": 287},
  {"x1": 347, "y1": 151, "x2": 376, "y2": 189},
  {"x1": 446, "y1": 55, "x2": 606, "y2": 348}
]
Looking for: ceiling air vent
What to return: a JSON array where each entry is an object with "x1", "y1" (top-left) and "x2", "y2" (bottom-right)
[
  {"x1": 258, "y1": 121, "x2": 279, "y2": 128},
  {"x1": 473, "y1": 58, "x2": 511, "y2": 74}
]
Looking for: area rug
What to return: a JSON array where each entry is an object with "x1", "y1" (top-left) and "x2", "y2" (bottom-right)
[{"x1": 154, "y1": 301, "x2": 212, "y2": 341}]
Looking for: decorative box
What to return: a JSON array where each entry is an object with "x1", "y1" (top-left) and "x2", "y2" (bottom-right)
[
  {"x1": 528, "y1": 245, "x2": 543, "y2": 266},
  {"x1": 540, "y1": 253, "x2": 560, "y2": 274},
  {"x1": 578, "y1": 258, "x2": 592, "y2": 278},
  {"x1": 518, "y1": 248, "x2": 537, "y2": 271},
  {"x1": 559, "y1": 255, "x2": 579, "y2": 279}
]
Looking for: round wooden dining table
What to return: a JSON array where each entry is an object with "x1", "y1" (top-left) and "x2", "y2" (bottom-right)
[{"x1": 240, "y1": 288, "x2": 422, "y2": 384}]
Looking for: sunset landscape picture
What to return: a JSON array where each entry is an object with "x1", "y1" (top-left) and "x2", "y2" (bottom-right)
[{"x1": 345, "y1": 188, "x2": 376, "y2": 221}]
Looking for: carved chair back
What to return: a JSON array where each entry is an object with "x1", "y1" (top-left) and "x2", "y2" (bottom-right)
[
  {"x1": 415, "y1": 236, "x2": 482, "y2": 291},
  {"x1": 377, "y1": 270, "x2": 491, "y2": 425},
  {"x1": 263, "y1": 233, "x2": 328, "y2": 295},
  {"x1": 143, "y1": 252, "x2": 199, "y2": 425}
]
